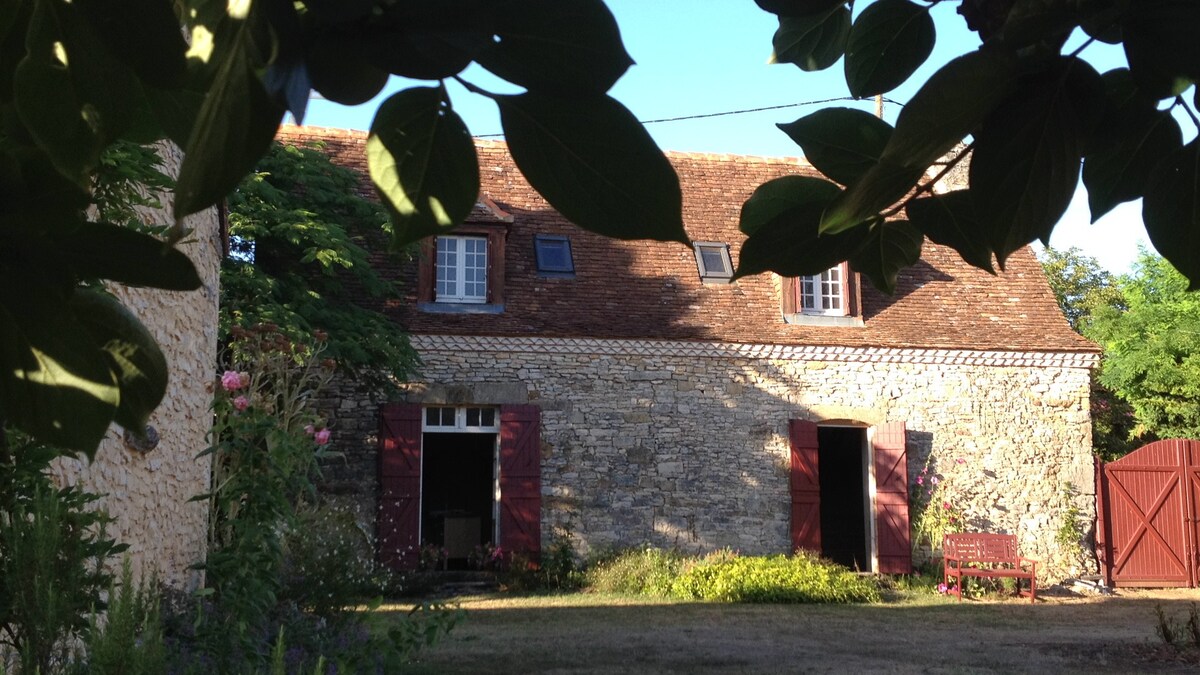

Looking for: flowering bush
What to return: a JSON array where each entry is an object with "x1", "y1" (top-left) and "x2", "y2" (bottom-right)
[
  {"x1": 418, "y1": 543, "x2": 449, "y2": 572},
  {"x1": 468, "y1": 542, "x2": 505, "y2": 571},
  {"x1": 201, "y1": 324, "x2": 337, "y2": 661},
  {"x1": 910, "y1": 457, "x2": 966, "y2": 555}
]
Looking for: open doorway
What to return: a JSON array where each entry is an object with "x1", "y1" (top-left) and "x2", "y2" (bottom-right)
[
  {"x1": 421, "y1": 432, "x2": 497, "y2": 570},
  {"x1": 817, "y1": 426, "x2": 871, "y2": 571}
]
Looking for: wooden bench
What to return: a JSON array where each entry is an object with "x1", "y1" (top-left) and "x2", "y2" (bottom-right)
[{"x1": 943, "y1": 533, "x2": 1038, "y2": 603}]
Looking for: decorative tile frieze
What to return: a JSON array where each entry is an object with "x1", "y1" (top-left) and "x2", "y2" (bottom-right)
[{"x1": 411, "y1": 335, "x2": 1099, "y2": 369}]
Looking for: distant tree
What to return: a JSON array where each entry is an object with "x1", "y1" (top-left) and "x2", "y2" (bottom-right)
[
  {"x1": 1038, "y1": 247, "x2": 1126, "y2": 333},
  {"x1": 1038, "y1": 247, "x2": 1138, "y2": 459},
  {"x1": 223, "y1": 142, "x2": 417, "y2": 392},
  {"x1": 1088, "y1": 252, "x2": 1200, "y2": 442}
]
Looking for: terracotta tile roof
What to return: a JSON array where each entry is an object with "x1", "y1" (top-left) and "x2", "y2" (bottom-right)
[{"x1": 276, "y1": 124, "x2": 1097, "y2": 354}]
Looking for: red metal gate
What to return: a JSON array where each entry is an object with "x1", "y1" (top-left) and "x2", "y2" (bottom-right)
[{"x1": 1098, "y1": 439, "x2": 1200, "y2": 587}]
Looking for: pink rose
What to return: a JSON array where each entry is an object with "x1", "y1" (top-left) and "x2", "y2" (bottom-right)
[
  {"x1": 304, "y1": 424, "x2": 315, "y2": 436},
  {"x1": 315, "y1": 429, "x2": 331, "y2": 445},
  {"x1": 220, "y1": 370, "x2": 242, "y2": 391},
  {"x1": 233, "y1": 395, "x2": 249, "y2": 411},
  {"x1": 937, "y1": 583, "x2": 948, "y2": 594}
]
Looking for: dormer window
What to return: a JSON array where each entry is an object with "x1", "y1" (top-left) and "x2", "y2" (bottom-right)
[
  {"x1": 800, "y1": 266, "x2": 847, "y2": 316},
  {"x1": 693, "y1": 242, "x2": 733, "y2": 283},
  {"x1": 436, "y1": 235, "x2": 488, "y2": 303},
  {"x1": 782, "y1": 262, "x2": 862, "y2": 326}
]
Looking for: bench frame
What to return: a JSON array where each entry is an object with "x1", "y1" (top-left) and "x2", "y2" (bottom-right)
[{"x1": 943, "y1": 533, "x2": 1037, "y2": 603}]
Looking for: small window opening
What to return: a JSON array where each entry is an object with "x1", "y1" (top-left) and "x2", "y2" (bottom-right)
[
  {"x1": 693, "y1": 242, "x2": 733, "y2": 283},
  {"x1": 534, "y1": 235, "x2": 575, "y2": 275}
]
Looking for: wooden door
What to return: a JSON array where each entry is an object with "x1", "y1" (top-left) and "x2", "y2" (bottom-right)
[
  {"x1": 1101, "y1": 439, "x2": 1194, "y2": 587},
  {"x1": 378, "y1": 404, "x2": 421, "y2": 570},
  {"x1": 500, "y1": 405, "x2": 542, "y2": 561},
  {"x1": 789, "y1": 419, "x2": 821, "y2": 554},
  {"x1": 873, "y1": 422, "x2": 912, "y2": 574}
]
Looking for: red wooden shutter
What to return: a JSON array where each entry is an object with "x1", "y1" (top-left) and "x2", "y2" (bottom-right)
[
  {"x1": 781, "y1": 276, "x2": 799, "y2": 315},
  {"x1": 873, "y1": 421, "x2": 912, "y2": 574},
  {"x1": 500, "y1": 405, "x2": 541, "y2": 561},
  {"x1": 378, "y1": 404, "x2": 422, "y2": 570},
  {"x1": 789, "y1": 419, "x2": 821, "y2": 554}
]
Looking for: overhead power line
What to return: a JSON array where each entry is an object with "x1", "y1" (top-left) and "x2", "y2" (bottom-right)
[{"x1": 475, "y1": 95, "x2": 902, "y2": 138}]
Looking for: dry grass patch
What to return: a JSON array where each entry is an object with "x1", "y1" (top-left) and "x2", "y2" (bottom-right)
[{"x1": 391, "y1": 589, "x2": 1200, "y2": 674}]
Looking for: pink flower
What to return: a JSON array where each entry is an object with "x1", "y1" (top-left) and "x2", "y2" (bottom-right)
[
  {"x1": 916, "y1": 476, "x2": 924, "y2": 485},
  {"x1": 232, "y1": 395, "x2": 249, "y2": 411},
  {"x1": 315, "y1": 428, "x2": 331, "y2": 445},
  {"x1": 930, "y1": 476, "x2": 940, "y2": 485},
  {"x1": 937, "y1": 583, "x2": 948, "y2": 594},
  {"x1": 220, "y1": 370, "x2": 242, "y2": 391},
  {"x1": 304, "y1": 424, "x2": 315, "y2": 436},
  {"x1": 956, "y1": 457, "x2": 965, "y2": 464},
  {"x1": 943, "y1": 501, "x2": 951, "y2": 510}
]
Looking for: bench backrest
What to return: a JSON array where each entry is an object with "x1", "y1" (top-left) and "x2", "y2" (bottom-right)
[{"x1": 943, "y1": 533, "x2": 1018, "y2": 562}]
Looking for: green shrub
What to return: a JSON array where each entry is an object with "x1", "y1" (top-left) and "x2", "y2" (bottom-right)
[
  {"x1": 585, "y1": 547, "x2": 684, "y2": 597},
  {"x1": 81, "y1": 561, "x2": 166, "y2": 674},
  {"x1": 0, "y1": 432, "x2": 124, "y2": 674},
  {"x1": 670, "y1": 552, "x2": 880, "y2": 604}
]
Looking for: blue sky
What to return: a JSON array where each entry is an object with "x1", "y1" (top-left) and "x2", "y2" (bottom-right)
[{"x1": 304, "y1": 1, "x2": 1160, "y2": 274}]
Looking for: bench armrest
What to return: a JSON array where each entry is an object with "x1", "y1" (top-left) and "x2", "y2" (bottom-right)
[{"x1": 1018, "y1": 557, "x2": 1038, "y2": 570}]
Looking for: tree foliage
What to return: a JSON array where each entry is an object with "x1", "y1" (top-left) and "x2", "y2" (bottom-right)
[
  {"x1": 1038, "y1": 246, "x2": 1126, "y2": 332},
  {"x1": 1038, "y1": 246, "x2": 1138, "y2": 459},
  {"x1": 224, "y1": 141, "x2": 417, "y2": 391},
  {"x1": 1088, "y1": 252, "x2": 1200, "y2": 442},
  {"x1": 3, "y1": 0, "x2": 1200, "y2": 454}
]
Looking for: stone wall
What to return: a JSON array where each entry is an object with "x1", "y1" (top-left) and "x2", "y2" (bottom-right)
[
  {"x1": 328, "y1": 335, "x2": 1097, "y2": 582},
  {"x1": 50, "y1": 143, "x2": 220, "y2": 590}
]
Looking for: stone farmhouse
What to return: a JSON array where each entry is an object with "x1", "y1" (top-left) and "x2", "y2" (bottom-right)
[{"x1": 279, "y1": 125, "x2": 1100, "y2": 580}]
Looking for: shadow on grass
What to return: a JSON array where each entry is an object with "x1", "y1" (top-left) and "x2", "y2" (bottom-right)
[{"x1": 382, "y1": 590, "x2": 1200, "y2": 675}]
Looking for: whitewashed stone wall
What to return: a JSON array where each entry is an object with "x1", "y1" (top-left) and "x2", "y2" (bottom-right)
[{"x1": 51, "y1": 143, "x2": 219, "y2": 590}]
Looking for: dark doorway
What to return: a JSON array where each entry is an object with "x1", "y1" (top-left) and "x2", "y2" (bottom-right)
[
  {"x1": 818, "y1": 426, "x2": 869, "y2": 570},
  {"x1": 421, "y1": 433, "x2": 496, "y2": 570}
]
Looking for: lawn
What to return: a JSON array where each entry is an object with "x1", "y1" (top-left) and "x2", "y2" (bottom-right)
[{"x1": 390, "y1": 589, "x2": 1200, "y2": 674}]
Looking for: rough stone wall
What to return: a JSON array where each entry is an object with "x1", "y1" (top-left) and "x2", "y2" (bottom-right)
[
  {"x1": 330, "y1": 337, "x2": 1097, "y2": 582},
  {"x1": 50, "y1": 143, "x2": 219, "y2": 590}
]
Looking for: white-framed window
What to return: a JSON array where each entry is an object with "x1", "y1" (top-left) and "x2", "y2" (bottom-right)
[
  {"x1": 423, "y1": 406, "x2": 500, "y2": 432},
  {"x1": 435, "y1": 235, "x2": 488, "y2": 303},
  {"x1": 800, "y1": 265, "x2": 848, "y2": 316},
  {"x1": 693, "y1": 242, "x2": 733, "y2": 282}
]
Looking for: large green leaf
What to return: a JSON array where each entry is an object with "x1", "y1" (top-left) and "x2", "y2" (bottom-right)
[
  {"x1": 1083, "y1": 109, "x2": 1181, "y2": 221},
  {"x1": 367, "y1": 86, "x2": 480, "y2": 249},
  {"x1": 755, "y1": 0, "x2": 845, "y2": 17},
  {"x1": 497, "y1": 92, "x2": 687, "y2": 243},
  {"x1": 777, "y1": 108, "x2": 892, "y2": 186},
  {"x1": 175, "y1": 23, "x2": 284, "y2": 218},
  {"x1": 1143, "y1": 139, "x2": 1200, "y2": 289},
  {"x1": 847, "y1": 219, "x2": 923, "y2": 294},
  {"x1": 736, "y1": 175, "x2": 868, "y2": 278},
  {"x1": 305, "y1": 30, "x2": 388, "y2": 106},
  {"x1": 844, "y1": 0, "x2": 934, "y2": 98},
  {"x1": 905, "y1": 191, "x2": 995, "y2": 273},
  {"x1": 0, "y1": 271, "x2": 119, "y2": 456},
  {"x1": 13, "y1": 0, "x2": 104, "y2": 185},
  {"x1": 54, "y1": 222, "x2": 203, "y2": 290},
  {"x1": 72, "y1": 290, "x2": 167, "y2": 432},
  {"x1": 970, "y1": 57, "x2": 1103, "y2": 264},
  {"x1": 881, "y1": 49, "x2": 1019, "y2": 169},
  {"x1": 74, "y1": 0, "x2": 187, "y2": 89},
  {"x1": 770, "y1": 6, "x2": 850, "y2": 72},
  {"x1": 1123, "y1": 0, "x2": 1200, "y2": 99},
  {"x1": 363, "y1": 0, "x2": 492, "y2": 80},
  {"x1": 476, "y1": 0, "x2": 633, "y2": 96},
  {"x1": 818, "y1": 160, "x2": 924, "y2": 235}
]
